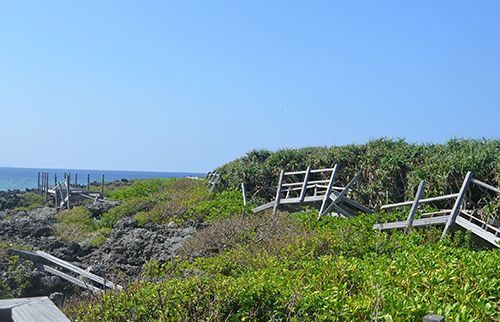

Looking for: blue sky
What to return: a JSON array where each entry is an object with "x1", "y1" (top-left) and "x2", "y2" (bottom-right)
[{"x1": 0, "y1": 1, "x2": 498, "y2": 172}]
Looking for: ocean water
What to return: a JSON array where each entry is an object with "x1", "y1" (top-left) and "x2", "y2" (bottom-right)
[{"x1": 0, "y1": 167, "x2": 206, "y2": 191}]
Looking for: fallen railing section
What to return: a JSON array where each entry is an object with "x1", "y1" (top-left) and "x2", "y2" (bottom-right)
[
  {"x1": 374, "y1": 172, "x2": 499, "y2": 248},
  {"x1": 8, "y1": 249, "x2": 122, "y2": 293},
  {"x1": 253, "y1": 164, "x2": 373, "y2": 219}
]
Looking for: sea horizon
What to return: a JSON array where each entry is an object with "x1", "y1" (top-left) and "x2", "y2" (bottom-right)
[{"x1": 0, "y1": 166, "x2": 206, "y2": 191}]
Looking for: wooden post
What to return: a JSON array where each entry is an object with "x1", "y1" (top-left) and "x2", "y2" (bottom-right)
[
  {"x1": 54, "y1": 182, "x2": 58, "y2": 208},
  {"x1": 37, "y1": 172, "x2": 41, "y2": 194},
  {"x1": 272, "y1": 170, "x2": 285, "y2": 215},
  {"x1": 66, "y1": 175, "x2": 71, "y2": 209},
  {"x1": 87, "y1": 174, "x2": 90, "y2": 191},
  {"x1": 405, "y1": 180, "x2": 425, "y2": 233},
  {"x1": 54, "y1": 174, "x2": 57, "y2": 186},
  {"x1": 321, "y1": 172, "x2": 360, "y2": 218},
  {"x1": 44, "y1": 173, "x2": 48, "y2": 204},
  {"x1": 241, "y1": 183, "x2": 247, "y2": 206},
  {"x1": 299, "y1": 166, "x2": 311, "y2": 203},
  {"x1": 101, "y1": 175, "x2": 104, "y2": 198},
  {"x1": 318, "y1": 164, "x2": 339, "y2": 219},
  {"x1": 75, "y1": 173, "x2": 78, "y2": 188},
  {"x1": 423, "y1": 314, "x2": 444, "y2": 322},
  {"x1": 441, "y1": 171, "x2": 473, "y2": 239}
]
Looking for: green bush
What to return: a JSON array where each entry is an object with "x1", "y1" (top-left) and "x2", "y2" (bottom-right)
[
  {"x1": 66, "y1": 213, "x2": 499, "y2": 321},
  {"x1": 0, "y1": 242, "x2": 33, "y2": 298},
  {"x1": 54, "y1": 207, "x2": 110, "y2": 247},
  {"x1": 12, "y1": 192, "x2": 45, "y2": 211},
  {"x1": 216, "y1": 139, "x2": 499, "y2": 211},
  {"x1": 191, "y1": 190, "x2": 249, "y2": 223}
]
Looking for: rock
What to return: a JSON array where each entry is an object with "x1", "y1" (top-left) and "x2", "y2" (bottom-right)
[
  {"x1": 85, "y1": 200, "x2": 121, "y2": 218},
  {"x1": 82, "y1": 217, "x2": 196, "y2": 277},
  {"x1": 49, "y1": 292, "x2": 65, "y2": 306},
  {"x1": 41, "y1": 276, "x2": 63, "y2": 289},
  {"x1": 0, "y1": 190, "x2": 24, "y2": 211}
]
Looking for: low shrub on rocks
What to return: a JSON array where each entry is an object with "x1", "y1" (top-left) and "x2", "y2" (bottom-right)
[
  {"x1": 54, "y1": 207, "x2": 110, "y2": 247},
  {"x1": 65, "y1": 213, "x2": 500, "y2": 321}
]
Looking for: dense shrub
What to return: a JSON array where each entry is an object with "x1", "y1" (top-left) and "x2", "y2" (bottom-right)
[{"x1": 216, "y1": 139, "x2": 499, "y2": 210}]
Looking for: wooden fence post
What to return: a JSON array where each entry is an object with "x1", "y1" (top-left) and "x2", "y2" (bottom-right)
[
  {"x1": 241, "y1": 183, "x2": 247, "y2": 206},
  {"x1": 87, "y1": 174, "x2": 90, "y2": 191},
  {"x1": 272, "y1": 170, "x2": 285, "y2": 215},
  {"x1": 37, "y1": 172, "x2": 41, "y2": 194},
  {"x1": 75, "y1": 173, "x2": 78, "y2": 188},
  {"x1": 44, "y1": 173, "x2": 48, "y2": 204},
  {"x1": 423, "y1": 314, "x2": 444, "y2": 322},
  {"x1": 101, "y1": 175, "x2": 105, "y2": 198},
  {"x1": 318, "y1": 164, "x2": 339, "y2": 219},
  {"x1": 299, "y1": 166, "x2": 311, "y2": 203},
  {"x1": 66, "y1": 175, "x2": 71, "y2": 209},
  {"x1": 405, "y1": 180, "x2": 425, "y2": 233},
  {"x1": 441, "y1": 171, "x2": 473, "y2": 239}
]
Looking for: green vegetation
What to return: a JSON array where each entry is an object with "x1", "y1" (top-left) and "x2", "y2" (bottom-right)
[
  {"x1": 52, "y1": 178, "x2": 247, "y2": 246},
  {"x1": 12, "y1": 192, "x2": 45, "y2": 211},
  {"x1": 66, "y1": 212, "x2": 499, "y2": 321},
  {"x1": 216, "y1": 139, "x2": 499, "y2": 209},
  {"x1": 54, "y1": 207, "x2": 110, "y2": 247},
  {"x1": 0, "y1": 241, "x2": 33, "y2": 298},
  {"x1": 50, "y1": 139, "x2": 500, "y2": 319}
]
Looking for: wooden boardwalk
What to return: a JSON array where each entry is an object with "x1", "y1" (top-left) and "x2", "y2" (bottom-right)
[
  {"x1": 374, "y1": 172, "x2": 499, "y2": 248},
  {"x1": 8, "y1": 249, "x2": 122, "y2": 293},
  {"x1": 253, "y1": 165, "x2": 372, "y2": 219},
  {"x1": 0, "y1": 297, "x2": 69, "y2": 322},
  {"x1": 38, "y1": 172, "x2": 105, "y2": 209}
]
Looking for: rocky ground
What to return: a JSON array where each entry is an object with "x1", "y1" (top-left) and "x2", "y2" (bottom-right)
[{"x1": 0, "y1": 190, "x2": 196, "y2": 302}]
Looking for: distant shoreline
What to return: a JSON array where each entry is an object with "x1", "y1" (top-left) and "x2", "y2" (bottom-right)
[{"x1": 0, "y1": 167, "x2": 206, "y2": 191}]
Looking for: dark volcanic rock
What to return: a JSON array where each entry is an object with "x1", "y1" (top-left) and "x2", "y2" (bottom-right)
[
  {"x1": 0, "y1": 190, "x2": 24, "y2": 211},
  {"x1": 0, "y1": 207, "x2": 91, "y2": 261},
  {"x1": 85, "y1": 199, "x2": 121, "y2": 218},
  {"x1": 82, "y1": 217, "x2": 195, "y2": 277}
]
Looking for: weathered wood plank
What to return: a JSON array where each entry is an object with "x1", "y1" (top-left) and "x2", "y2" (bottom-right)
[
  {"x1": 241, "y1": 183, "x2": 247, "y2": 206},
  {"x1": 299, "y1": 166, "x2": 311, "y2": 203},
  {"x1": 272, "y1": 170, "x2": 285, "y2": 215},
  {"x1": 35, "y1": 251, "x2": 121, "y2": 290},
  {"x1": 373, "y1": 215, "x2": 449, "y2": 230},
  {"x1": 381, "y1": 193, "x2": 459, "y2": 210},
  {"x1": 42, "y1": 265, "x2": 103, "y2": 294},
  {"x1": 318, "y1": 164, "x2": 339, "y2": 219},
  {"x1": 441, "y1": 172, "x2": 473, "y2": 238},
  {"x1": 472, "y1": 178, "x2": 500, "y2": 194},
  {"x1": 405, "y1": 180, "x2": 425, "y2": 232},
  {"x1": 455, "y1": 216, "x2": 499, "y2": 248},
  {"x1": 321, "y1": 172, "x2": 360, "y2": 217},
  {"x1": 0, "y1": 297, "x2": 70, "y2": 322},
  {"x1": 253, "y1": 201, "x2": 274, "y2": 213}
]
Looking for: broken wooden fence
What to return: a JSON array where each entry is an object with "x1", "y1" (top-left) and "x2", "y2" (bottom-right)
[
  {"x1": 373, "y1": 171, "x2": 499, "y2": 248},
  {"x1": 253, "y1": 164, "x2": 372, "y2": 219},
  {"x1": 206, "y1": 172, "x2": 221, "y2": 192},
  {"x1": 8, "y1": 249, "x2": 122, "y2": 293}
]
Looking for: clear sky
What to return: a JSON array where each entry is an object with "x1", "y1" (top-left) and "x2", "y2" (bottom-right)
[{"x1": 0, "y1": 1, "x2": 498, "y2": 173}]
